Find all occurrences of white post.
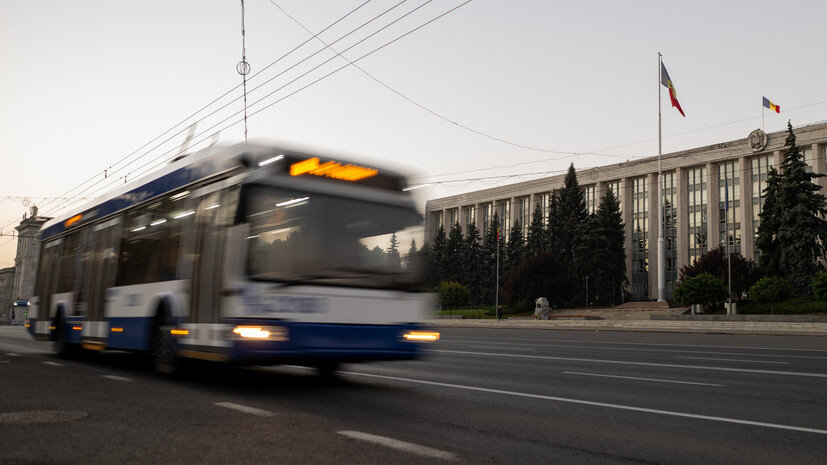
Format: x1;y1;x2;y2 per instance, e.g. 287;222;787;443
657;52;666;302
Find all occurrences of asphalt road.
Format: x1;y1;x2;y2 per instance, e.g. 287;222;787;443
1;325;826;464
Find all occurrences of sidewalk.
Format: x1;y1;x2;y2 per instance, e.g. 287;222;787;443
425;317;827;336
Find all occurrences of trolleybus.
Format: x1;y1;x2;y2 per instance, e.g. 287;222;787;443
27;143;437;375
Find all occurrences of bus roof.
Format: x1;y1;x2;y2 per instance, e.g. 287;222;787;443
38;143;409;241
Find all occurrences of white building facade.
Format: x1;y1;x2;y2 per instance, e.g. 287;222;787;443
424;122;827;301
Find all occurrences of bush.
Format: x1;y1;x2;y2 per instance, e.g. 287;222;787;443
811;272;827;301
502;252;569;314
748;276;791;314
673;272;728;306
436;281;470;309
737;297;827;315
749;276;791;303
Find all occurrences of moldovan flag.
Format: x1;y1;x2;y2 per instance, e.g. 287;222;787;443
763;97;781;113
660;62;685;117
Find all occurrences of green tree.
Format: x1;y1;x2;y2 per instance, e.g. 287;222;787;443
462;222;482;304
673;272;728;307
811;272;827;301
385;233;402;270
573;215;602;306
503;252;569;313
427;225;448;288
593;188;627;306
755;166;783;276
756;122;827;294
749;276;791;314
445;222;464;282
546;191;563;255
557;164;588;268
480;213;505;305
436;281;470;309
679;246;760;301
504;219;525;276
525;203;546;259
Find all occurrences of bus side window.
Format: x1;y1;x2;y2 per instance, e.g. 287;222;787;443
55;232;80;294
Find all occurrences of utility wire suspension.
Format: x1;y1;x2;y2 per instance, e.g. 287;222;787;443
237;0;251;142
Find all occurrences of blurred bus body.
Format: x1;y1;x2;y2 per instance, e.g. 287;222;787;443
27;144;436;375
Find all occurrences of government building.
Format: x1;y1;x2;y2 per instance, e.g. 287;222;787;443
424;121;827;301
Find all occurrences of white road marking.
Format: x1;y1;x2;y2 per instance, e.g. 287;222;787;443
343;371;827;435
338;430;458;461
446;335;827;353
101;375;133;382
676;356;790;365
214;402;276;417
6;353;20;357
443;339;827;360
428;349;827;378
562;371;724;386
469;346;534;351
42;361;63;366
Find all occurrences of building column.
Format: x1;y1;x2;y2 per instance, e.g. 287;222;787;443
740;156;754;259
647;173;660;300
675;167;688;272
813;143;826;191
621;177;633;299
707;162;720;249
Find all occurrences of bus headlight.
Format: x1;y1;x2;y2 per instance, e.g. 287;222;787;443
402;331;440;342
232;325;289;341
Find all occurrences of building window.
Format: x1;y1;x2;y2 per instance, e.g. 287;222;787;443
584;185;596;215
447;208;458;229
662;172;677;297
517;196;530;237
481;203;493;231
498;200;511;241
605;180;622;214
539;193;550;223
631;176;648;300
751;154;774;260
803;147;813;173
719;161;741;254
463;205;476;231
432;211;443;237
686;166;707;265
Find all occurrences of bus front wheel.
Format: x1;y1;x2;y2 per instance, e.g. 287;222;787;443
152;313;181;377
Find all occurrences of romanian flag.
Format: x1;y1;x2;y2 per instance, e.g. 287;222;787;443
660;62;685;117
763;96;780;113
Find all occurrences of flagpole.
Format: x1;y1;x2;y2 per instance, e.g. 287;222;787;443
495;226;500;317
657;52;666;302
762;104;765;132
725;173;732;313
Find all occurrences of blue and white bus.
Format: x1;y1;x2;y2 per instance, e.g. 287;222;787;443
27;143;437;375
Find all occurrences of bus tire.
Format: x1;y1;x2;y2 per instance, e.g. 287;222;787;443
152;310;181;377
53;311;78;359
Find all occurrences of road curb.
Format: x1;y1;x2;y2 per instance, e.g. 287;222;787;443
424;319;827;337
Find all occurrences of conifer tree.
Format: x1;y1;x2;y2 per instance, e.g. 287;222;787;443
428;225;448;288
526;203;546;258
479;213;502;305
546;191;562;254
505;220;525;276
462;223;482;304
445;222;465;282
594;189;627;305
757;122;827;294
405;238;418;269
573;215;602;306
557;164;588;267
756;167;782;276
385;232;402;270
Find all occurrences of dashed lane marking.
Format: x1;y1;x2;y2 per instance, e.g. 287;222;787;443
676;356;790;365
338;430;458;461
562;371;724;386
343;371;827;436
214;402;276;417
427;349;827;378
101;375;133;382
42;361;63;367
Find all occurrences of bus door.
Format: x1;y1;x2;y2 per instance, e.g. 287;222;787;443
190;192;223;323
80;218;121;323
33;239;61;325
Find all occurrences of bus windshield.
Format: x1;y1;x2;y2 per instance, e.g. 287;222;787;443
242;185;421;288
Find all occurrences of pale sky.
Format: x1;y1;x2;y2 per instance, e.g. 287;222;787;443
2;0;826;267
